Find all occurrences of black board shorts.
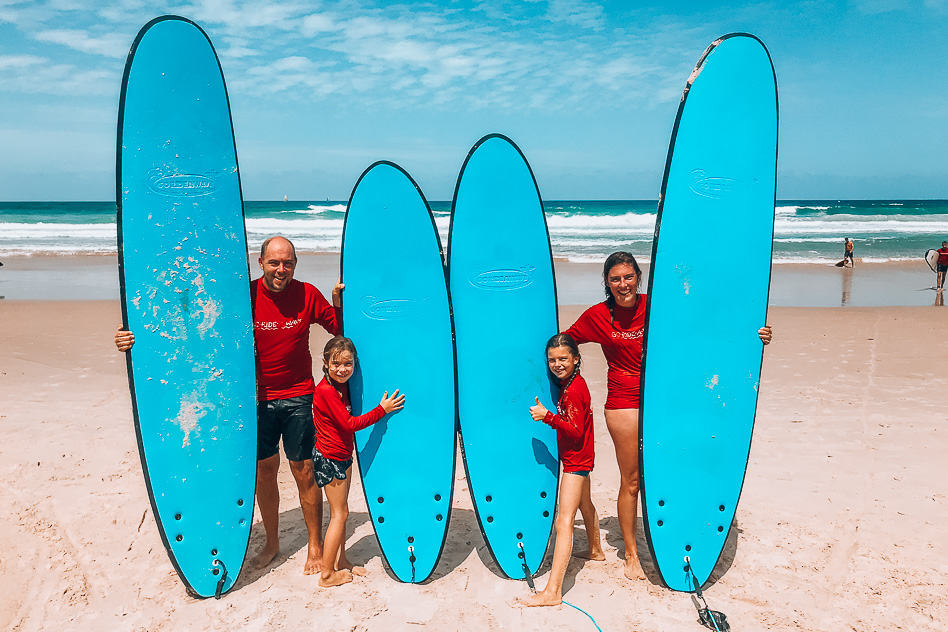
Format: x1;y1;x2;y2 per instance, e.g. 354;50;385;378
312;449;352;488
257;394;315;462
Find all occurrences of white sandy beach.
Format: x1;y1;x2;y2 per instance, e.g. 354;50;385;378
1;295;945;631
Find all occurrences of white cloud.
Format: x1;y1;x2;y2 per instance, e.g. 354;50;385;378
0;54;45;69
547;0;605;30
35;28;128;57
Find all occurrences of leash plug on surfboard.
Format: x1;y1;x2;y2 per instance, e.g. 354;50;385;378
684;556;730;632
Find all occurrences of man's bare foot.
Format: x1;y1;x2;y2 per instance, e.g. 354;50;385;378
574;548;606;561
319;569;353;588
623;557;646;580
517;591;562;607
303;547;322;575
249;544;279;569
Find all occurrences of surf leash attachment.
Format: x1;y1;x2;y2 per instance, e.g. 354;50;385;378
408;544;417;584
213;559;228;599
518;541;536;591
684;556;729;632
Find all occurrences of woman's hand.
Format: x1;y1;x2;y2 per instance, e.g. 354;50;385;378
115;325;135;352
529;397;549;421
758;325;773;345
379;389;405;414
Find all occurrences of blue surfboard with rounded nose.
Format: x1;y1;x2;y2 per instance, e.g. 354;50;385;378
640;34;777;592
117;16;256;598
449;134;559;579
342;162;456;583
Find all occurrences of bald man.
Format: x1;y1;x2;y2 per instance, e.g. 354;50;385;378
115;235;343;575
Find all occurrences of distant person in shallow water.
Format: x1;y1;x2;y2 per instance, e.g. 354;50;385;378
937;241;948;291
519;333;604;607
844;238;855;267
561;251;772;581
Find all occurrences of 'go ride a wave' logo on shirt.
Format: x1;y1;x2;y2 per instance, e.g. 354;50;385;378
470;266;535;291
361;296;423;320
688;168;736;199
147;171;216;197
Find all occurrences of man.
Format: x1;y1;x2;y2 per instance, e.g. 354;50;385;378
843;237;855;268
937;241;948;291
115;235;342;575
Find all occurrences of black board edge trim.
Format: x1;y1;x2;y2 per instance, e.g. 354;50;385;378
116;14;255;599
638;32;778;592
446;133;560;578
341;160;459;583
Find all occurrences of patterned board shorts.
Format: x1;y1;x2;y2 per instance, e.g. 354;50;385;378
312;448;353;488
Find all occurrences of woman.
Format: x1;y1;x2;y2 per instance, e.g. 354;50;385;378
563;251;772;580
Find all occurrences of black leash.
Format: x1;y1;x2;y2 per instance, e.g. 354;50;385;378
213;559;228;599
684;556;729;632
518;541;536;590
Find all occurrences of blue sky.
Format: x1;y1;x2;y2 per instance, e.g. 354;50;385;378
1;0;946;200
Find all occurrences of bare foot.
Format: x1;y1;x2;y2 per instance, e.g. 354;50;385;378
623;558;646;580
517;591;562;607
337;556;366;576
303;546;322;575
249;544;279;569
573;548;606;561
319;569;353;588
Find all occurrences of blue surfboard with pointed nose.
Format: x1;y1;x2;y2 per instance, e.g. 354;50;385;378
117;15;256;598
640;33;777;592
449;134;559;580
342;162;456;582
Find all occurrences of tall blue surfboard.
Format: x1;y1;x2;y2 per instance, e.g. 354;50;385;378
341;162;456;583
640;34;777;592
117;16;256;598
449;134;559;580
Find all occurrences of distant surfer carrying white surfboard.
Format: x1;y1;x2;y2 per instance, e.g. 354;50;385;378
115;235;344;575
936;241;948;291
562;251;772;581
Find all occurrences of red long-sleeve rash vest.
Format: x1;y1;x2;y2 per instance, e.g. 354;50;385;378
313;377;386;461
251;278;341;401
563;294;647;410
542;373;595;473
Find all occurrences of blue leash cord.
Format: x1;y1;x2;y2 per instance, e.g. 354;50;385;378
561;600;604;632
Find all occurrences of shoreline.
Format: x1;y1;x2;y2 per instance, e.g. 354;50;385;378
0;253;941;307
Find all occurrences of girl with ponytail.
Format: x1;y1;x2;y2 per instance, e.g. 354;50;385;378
519;333;604;607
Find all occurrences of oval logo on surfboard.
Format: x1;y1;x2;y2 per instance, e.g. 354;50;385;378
360;296;423;320
688;168;736;199
148;172;216;197
470;266;535;291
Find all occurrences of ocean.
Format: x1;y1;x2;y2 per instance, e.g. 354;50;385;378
1;199;946;263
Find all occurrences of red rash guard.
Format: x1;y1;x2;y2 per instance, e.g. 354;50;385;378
564;294;647;409
542;373;594;473
251;278;341;401
312;377;385;461
938;247;948;265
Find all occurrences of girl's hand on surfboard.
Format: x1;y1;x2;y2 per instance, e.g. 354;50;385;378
529;397;549;421
379;389;405;413
115;325;135;352
758;326;772;345
332;280;345;308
